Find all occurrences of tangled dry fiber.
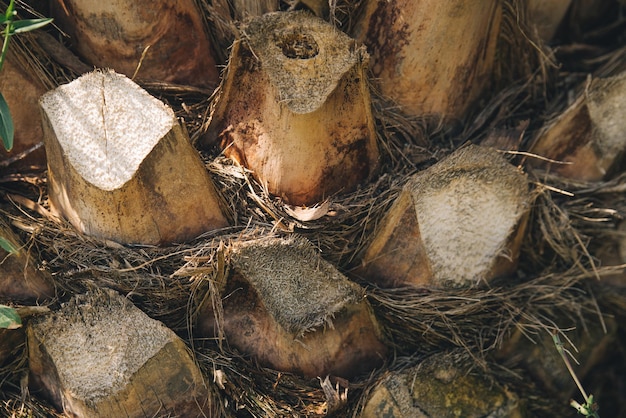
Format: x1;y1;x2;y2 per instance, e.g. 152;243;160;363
1;0;626;417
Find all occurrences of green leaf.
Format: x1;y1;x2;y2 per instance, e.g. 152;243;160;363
4;0;14;21
0;236;17;253
10;18;53;34
0;92;13;150
0;304;21;329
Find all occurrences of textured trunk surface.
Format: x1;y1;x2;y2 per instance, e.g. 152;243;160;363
28;289;214;418
529;70;626;181
49;0;220;88
352;0;502;122
206;11;379;206
0;1;624;417
362;353;523;418
197;236;387;378
359;145;530;288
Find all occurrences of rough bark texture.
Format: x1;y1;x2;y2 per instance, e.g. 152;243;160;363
197;236;387;378
28;288;215;418
529;71;626;181
49;0;220;88
359;145;530;288
352;0;502;122
40;70;228;245
205;11;379;206
362;353;523;418
0;51;47;171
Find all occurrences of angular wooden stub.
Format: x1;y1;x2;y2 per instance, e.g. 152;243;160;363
50;0;219;88
0;218;54;303
529;71;626;181
352;0;502;121
361;354;523;418
198;236;387;378
0;52;47;171
40;70;228;245
28;288;214;418
359;145;530;288
206;11;379;206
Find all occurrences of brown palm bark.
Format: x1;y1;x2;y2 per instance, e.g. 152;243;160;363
361;353;523;418
0;1;623;417
529;71;626;181
352;0;502;122
528;0;572;41
0;217;54;303
205;11;379;206
49;0;220;88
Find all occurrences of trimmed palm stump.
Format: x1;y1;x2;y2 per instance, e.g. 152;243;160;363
361;353;523;418
351;0;502;122
49;0;219;88
28;288;215;418
359;145;530;288
529;70;626;181
40;70;228;245
197;236;387;378
205;11;379;206
0;217;55;303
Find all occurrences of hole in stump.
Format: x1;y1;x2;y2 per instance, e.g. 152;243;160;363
277;32;319;59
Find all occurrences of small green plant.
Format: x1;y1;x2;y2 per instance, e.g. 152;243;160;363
552;331;600;417
0;0;52;151
0;1;52;330
0;303;21;329
0;233;15;252
0;234;19;329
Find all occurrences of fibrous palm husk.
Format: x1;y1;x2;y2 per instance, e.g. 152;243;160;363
1;1;625;417
3;154;621;416
358;351;524;418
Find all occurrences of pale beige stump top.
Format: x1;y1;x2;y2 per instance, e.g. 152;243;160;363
27;288;214;417
360;145;530;288
41;70;228;245
197;236;387;378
